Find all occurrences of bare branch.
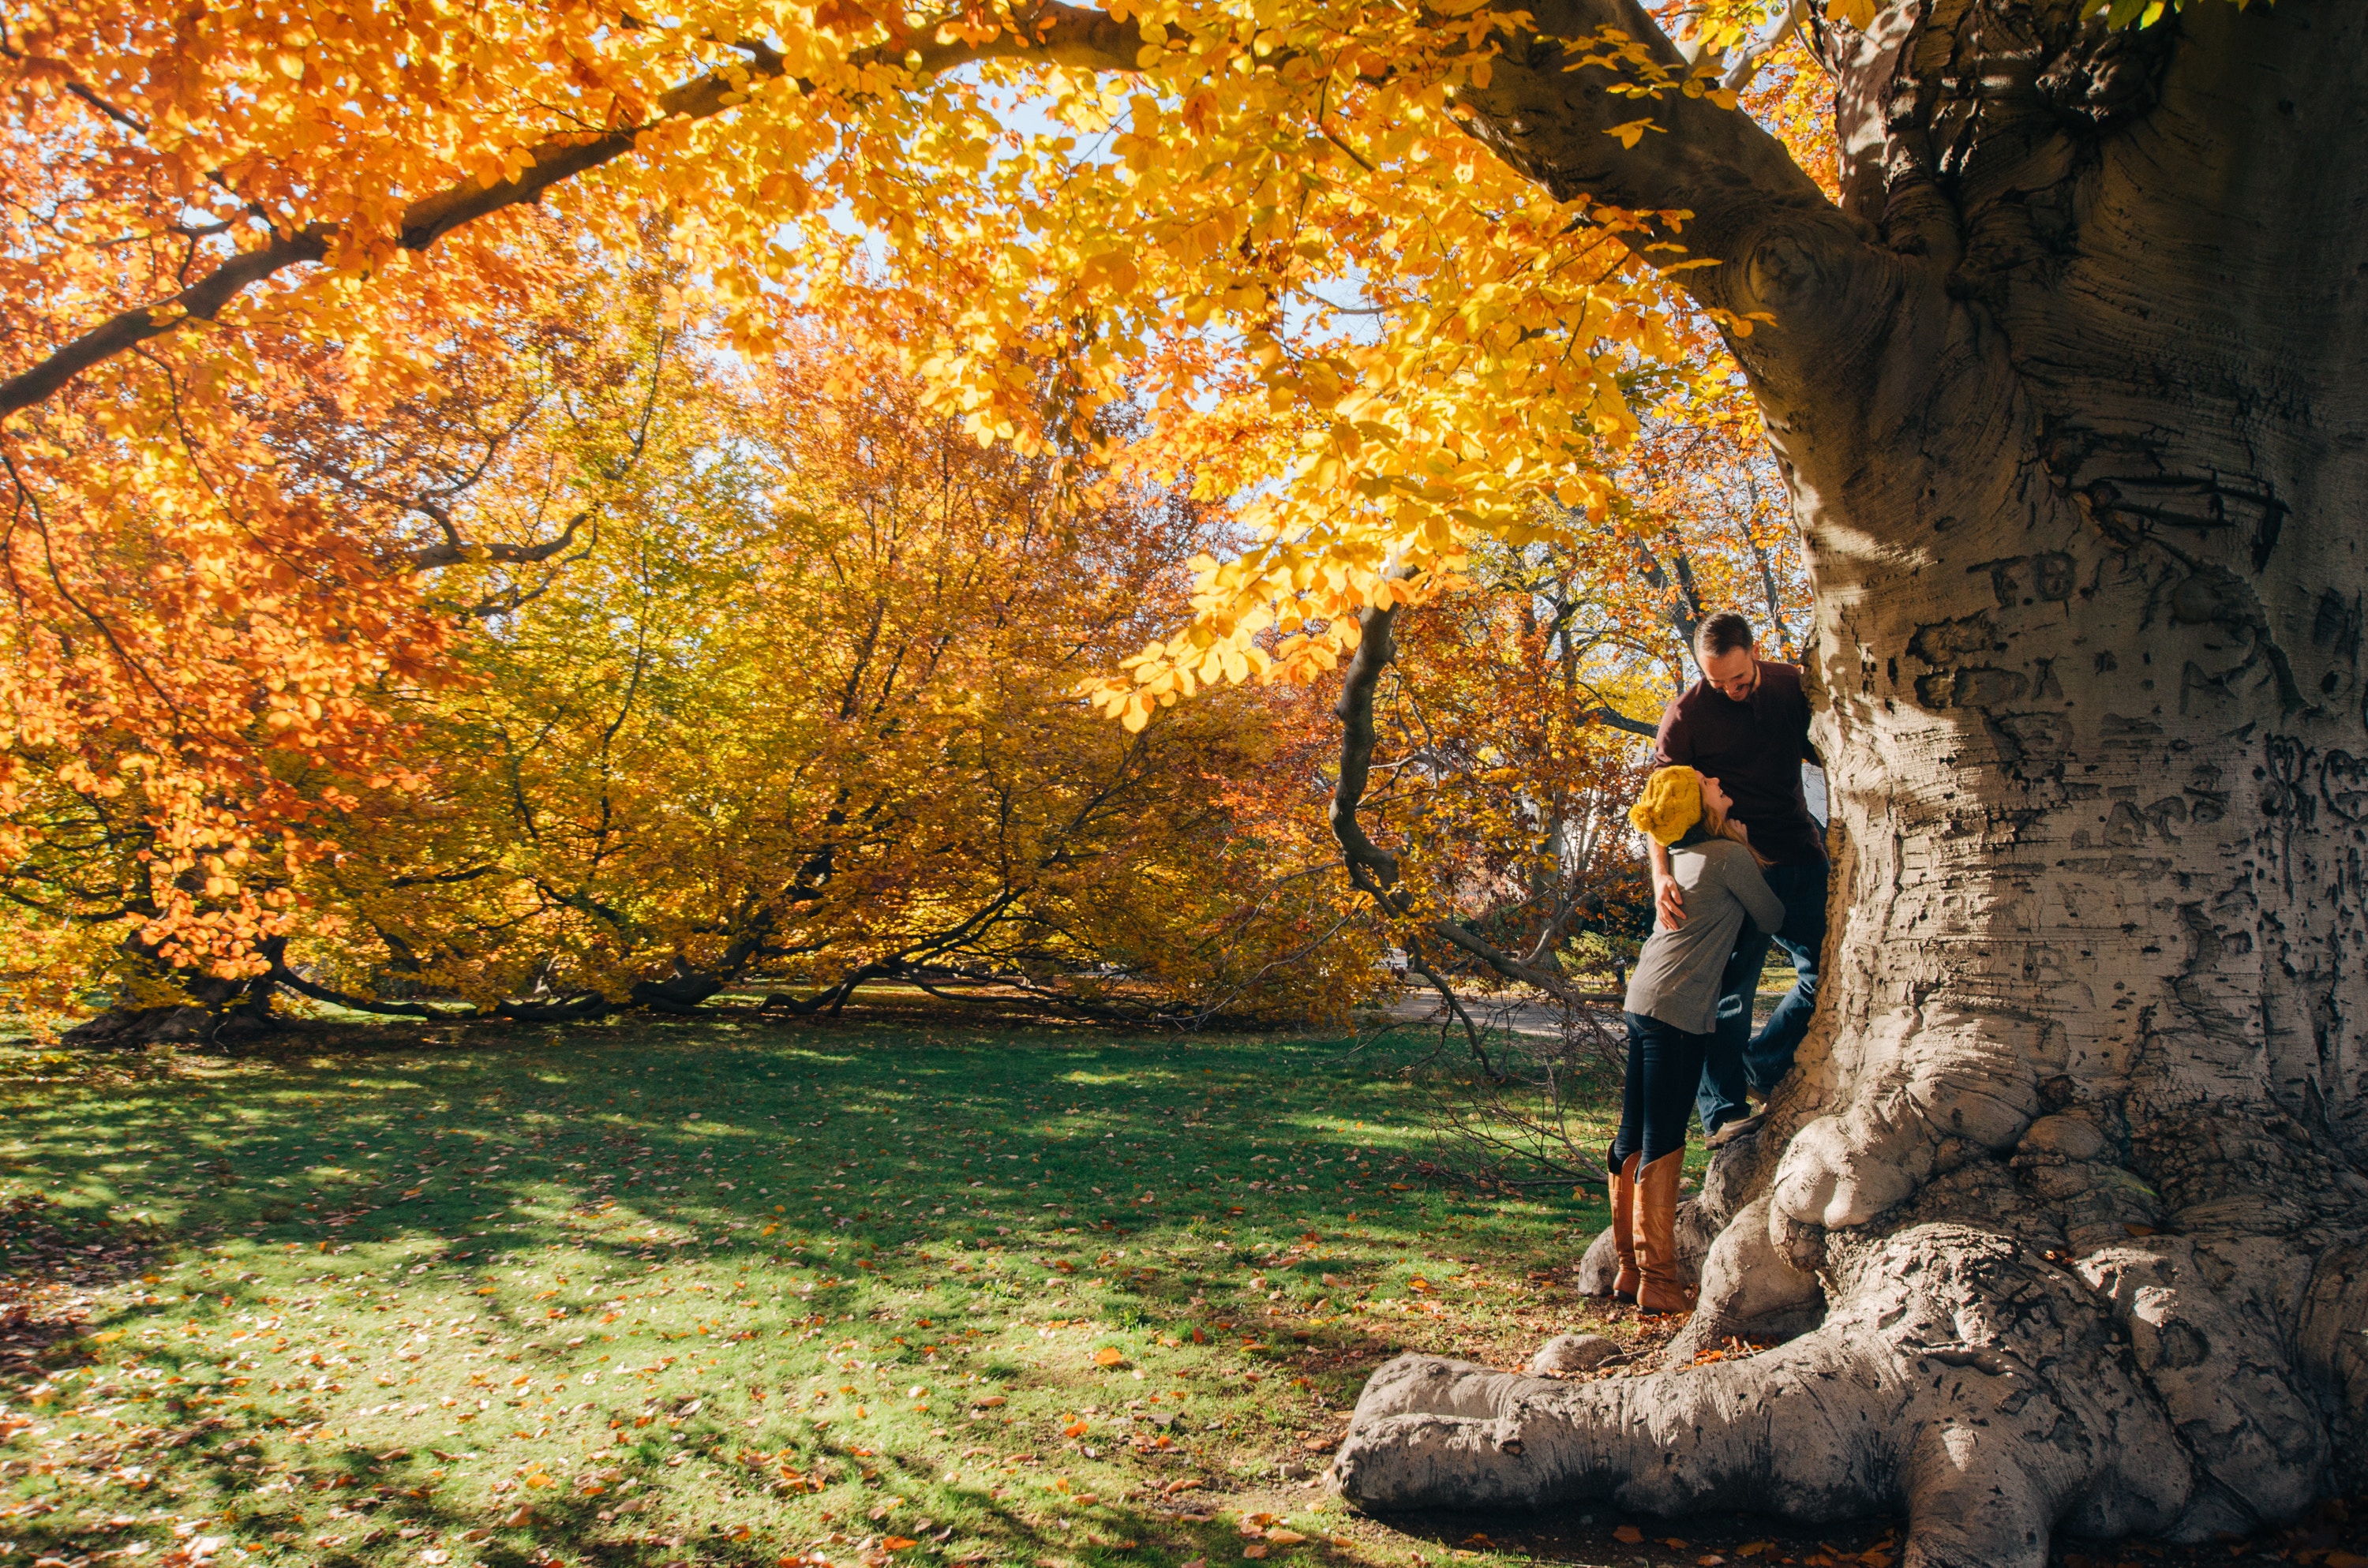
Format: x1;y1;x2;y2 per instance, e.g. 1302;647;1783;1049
1718;0;1810;95
408;509;592;571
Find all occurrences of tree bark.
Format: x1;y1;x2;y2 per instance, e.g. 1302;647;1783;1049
1332;2;2368;1559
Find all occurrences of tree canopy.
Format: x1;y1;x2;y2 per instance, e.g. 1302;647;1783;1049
2;0;1830;1014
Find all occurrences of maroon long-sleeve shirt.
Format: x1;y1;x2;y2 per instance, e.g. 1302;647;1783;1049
1650;660;1827;869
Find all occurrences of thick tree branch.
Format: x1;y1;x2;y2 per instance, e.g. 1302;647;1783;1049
1591;705;1658;738
265;962;452;1020
407;508;593;571
1717;0;1812;94
1456;0;1890;391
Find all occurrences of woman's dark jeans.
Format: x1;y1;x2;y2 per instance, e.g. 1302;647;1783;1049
1613;1011;1714;1172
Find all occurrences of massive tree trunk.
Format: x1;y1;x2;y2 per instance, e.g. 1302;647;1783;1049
1331;2;2368;1559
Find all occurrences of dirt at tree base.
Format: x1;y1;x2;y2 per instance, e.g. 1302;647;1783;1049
1368;1492;2365;1568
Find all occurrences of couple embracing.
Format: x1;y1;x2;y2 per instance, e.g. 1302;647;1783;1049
1606;612;1828;1315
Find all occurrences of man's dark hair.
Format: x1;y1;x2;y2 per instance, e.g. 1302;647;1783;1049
1697;612;1755;660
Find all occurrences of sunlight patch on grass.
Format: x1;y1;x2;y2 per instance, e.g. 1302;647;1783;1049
0;1024;1627;1568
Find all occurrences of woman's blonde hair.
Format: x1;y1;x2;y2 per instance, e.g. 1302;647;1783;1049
1699;791;1772;866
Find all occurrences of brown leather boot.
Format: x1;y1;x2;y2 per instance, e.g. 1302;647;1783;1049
1608;1152;1640;1303
1634;1151;1695;1315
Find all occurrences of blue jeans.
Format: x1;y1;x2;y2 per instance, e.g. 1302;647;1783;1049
1695;859;1828;1136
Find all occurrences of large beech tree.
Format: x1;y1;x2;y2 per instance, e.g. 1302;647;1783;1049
1327;4;2368;1562
6;0;2365;1559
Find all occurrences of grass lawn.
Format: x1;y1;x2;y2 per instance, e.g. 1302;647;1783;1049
0;1016;1680;1568
3;1014;2327;1568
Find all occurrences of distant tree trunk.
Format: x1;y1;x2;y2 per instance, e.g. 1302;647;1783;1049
1332;2;2368;1560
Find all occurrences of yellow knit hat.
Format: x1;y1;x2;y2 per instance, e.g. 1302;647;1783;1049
1628;765;1704;847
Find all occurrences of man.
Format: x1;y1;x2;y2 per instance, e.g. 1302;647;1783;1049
1649;612;1828;1142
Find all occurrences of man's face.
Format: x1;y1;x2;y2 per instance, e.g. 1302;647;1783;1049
1702;643;1759;701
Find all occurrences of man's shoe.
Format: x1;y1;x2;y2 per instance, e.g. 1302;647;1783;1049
1705;1111;1767;1150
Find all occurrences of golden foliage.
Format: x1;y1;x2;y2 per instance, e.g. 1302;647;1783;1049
1;0;1837;1007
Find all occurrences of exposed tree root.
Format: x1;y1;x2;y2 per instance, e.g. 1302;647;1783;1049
1343;1083;2368;1555
1336;1224;2257;1566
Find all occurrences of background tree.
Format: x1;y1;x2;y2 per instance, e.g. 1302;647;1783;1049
1319;7;2368;1564
309;304;1376;1026
2;245;1376;1031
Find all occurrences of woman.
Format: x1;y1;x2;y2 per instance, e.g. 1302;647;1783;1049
1610;765;1784;1314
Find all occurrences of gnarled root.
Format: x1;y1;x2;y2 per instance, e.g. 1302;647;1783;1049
1333;1224;2192;1567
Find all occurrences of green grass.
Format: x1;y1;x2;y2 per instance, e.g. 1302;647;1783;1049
0;1019;1662;1568
3;1016;2317;1568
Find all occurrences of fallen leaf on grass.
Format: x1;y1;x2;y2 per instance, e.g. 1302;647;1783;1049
1265;1531;1307;1546
1092;1347;1126;1368
1242;1548;1268;1560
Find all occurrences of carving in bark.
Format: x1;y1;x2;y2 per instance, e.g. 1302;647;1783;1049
1328;2;2368;1559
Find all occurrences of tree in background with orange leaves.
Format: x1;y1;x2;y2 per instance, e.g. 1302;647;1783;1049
0;0;1801;1034
8;234;1379;1037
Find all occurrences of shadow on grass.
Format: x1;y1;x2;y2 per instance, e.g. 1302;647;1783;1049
4;1016;1555;1568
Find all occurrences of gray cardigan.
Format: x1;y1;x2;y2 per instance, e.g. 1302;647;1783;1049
1623;837;1785;1035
